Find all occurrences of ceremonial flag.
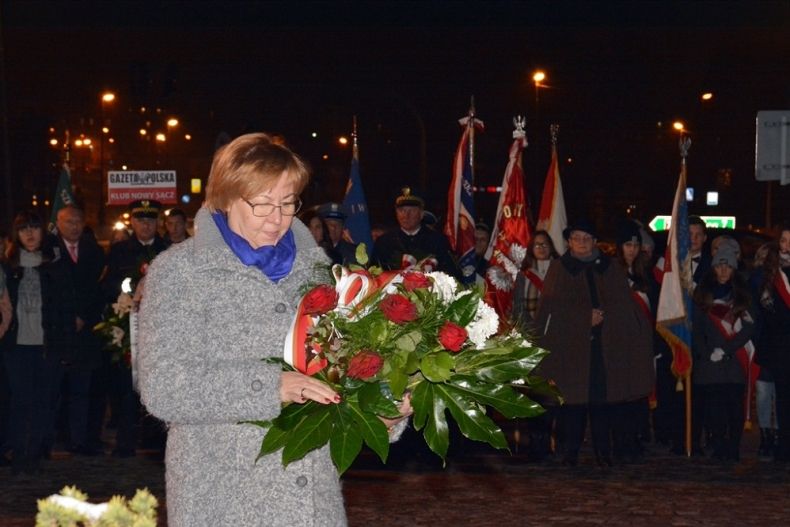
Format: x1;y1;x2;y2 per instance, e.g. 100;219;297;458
536;126;567;255
484;123;532;317
444;112;483;284
342;135;373;258
656;138;694;454
49;163;76;233
656;156;692;381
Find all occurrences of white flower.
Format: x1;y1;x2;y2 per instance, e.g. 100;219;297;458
466;300;499;348
112;293;134;316
426;272;458;305
507;329;533;348
110;326;125;347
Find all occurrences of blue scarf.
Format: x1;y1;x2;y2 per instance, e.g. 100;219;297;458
212;212;296;283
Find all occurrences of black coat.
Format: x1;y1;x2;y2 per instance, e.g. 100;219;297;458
102;235;168;302
0;254;77;361
372;227;460;278
754;267;790;377
50;233;106;371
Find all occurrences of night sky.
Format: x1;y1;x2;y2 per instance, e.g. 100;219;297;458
2;0;790;236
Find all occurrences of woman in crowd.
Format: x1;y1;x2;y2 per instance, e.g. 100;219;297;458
138;133;409;526
753;226;790;462
535;219;653;467
692;241;754;462
300;206;335;260
513;230;558;325
512;230;558;462
613;220;656;462
750;243;778;459
0;211;75;475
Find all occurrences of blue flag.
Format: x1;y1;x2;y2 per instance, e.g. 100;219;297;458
49;164;76;233
341;144;373;259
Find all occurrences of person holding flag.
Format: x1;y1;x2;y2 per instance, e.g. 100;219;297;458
444;103;483;284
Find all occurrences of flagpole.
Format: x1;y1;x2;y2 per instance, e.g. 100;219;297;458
352;115;358;157
468;96;476;184
679;134;693;457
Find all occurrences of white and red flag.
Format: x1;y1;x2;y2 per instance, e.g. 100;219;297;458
536;125;567;255
444;107;484;284
484;118;532;318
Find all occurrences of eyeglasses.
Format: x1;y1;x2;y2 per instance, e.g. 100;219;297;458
243;198;302;218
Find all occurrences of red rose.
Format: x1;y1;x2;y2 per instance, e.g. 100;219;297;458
438;321;468;352
402;271;432;291
380;294;417;324
346;350;384;379
302;284;339;315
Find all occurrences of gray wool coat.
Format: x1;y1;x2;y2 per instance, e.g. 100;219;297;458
137;208;346;527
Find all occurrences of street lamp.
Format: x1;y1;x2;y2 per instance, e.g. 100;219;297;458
672;121;685;132
100;91;115;229
532;70;546;109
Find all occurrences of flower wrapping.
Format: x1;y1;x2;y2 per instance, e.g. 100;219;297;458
261;260;556;474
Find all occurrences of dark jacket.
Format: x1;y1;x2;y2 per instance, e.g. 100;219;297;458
49;233;106;371
534;251;654;405
373;227;460;279
102;235;168;302
692;301;755;385
0;254;77;361
754;267;790;376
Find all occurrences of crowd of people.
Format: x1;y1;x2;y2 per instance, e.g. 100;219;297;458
0;134;789;523
0;201;190;475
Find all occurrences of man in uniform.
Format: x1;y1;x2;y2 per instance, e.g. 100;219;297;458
373;187;460;278
102;199;168;457
317;202;358;265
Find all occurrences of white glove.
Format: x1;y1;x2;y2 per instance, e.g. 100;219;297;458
710;348;725;362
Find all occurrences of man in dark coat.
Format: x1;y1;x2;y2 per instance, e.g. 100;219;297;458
373;187;460;278
317;202;358;266
52;205;106;455
101;199;168;457
534;219;653;466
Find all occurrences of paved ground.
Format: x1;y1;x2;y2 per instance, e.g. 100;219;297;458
2;425;789;526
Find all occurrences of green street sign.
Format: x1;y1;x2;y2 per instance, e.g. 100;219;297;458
648;215;736;232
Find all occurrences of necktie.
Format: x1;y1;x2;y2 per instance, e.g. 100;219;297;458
67;243;78;263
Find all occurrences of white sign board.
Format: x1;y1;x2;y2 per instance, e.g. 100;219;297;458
107;170;177;205
755;111;790;185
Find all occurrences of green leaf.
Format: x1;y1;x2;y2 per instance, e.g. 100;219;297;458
412;382;450;460
281;404;333;465
346;400;390;463
355;243;369;266
446;291;479;326
457;346;549;383
369;318;389;345
448;375;544;419
386;369;408;399
395;331;422;352
258;424;290;459
329;404;364;475
273;400;321;429
420;351;454;382
358;382;401;418
434;383;509;451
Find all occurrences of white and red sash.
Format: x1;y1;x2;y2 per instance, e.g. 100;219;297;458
631;290;654;325
774;268;790;309
522;269;544;292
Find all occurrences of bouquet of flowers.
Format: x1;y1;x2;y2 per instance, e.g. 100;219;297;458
93;288;134;366
253;251;556;474
94;250;157;366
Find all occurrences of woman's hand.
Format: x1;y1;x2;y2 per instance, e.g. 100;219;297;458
591;308;604;327
380;392;413;430
280;371;341;405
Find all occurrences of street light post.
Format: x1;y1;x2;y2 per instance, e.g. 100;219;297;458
99;92;115;231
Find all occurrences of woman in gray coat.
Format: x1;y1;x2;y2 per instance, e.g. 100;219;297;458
138;133;348;526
